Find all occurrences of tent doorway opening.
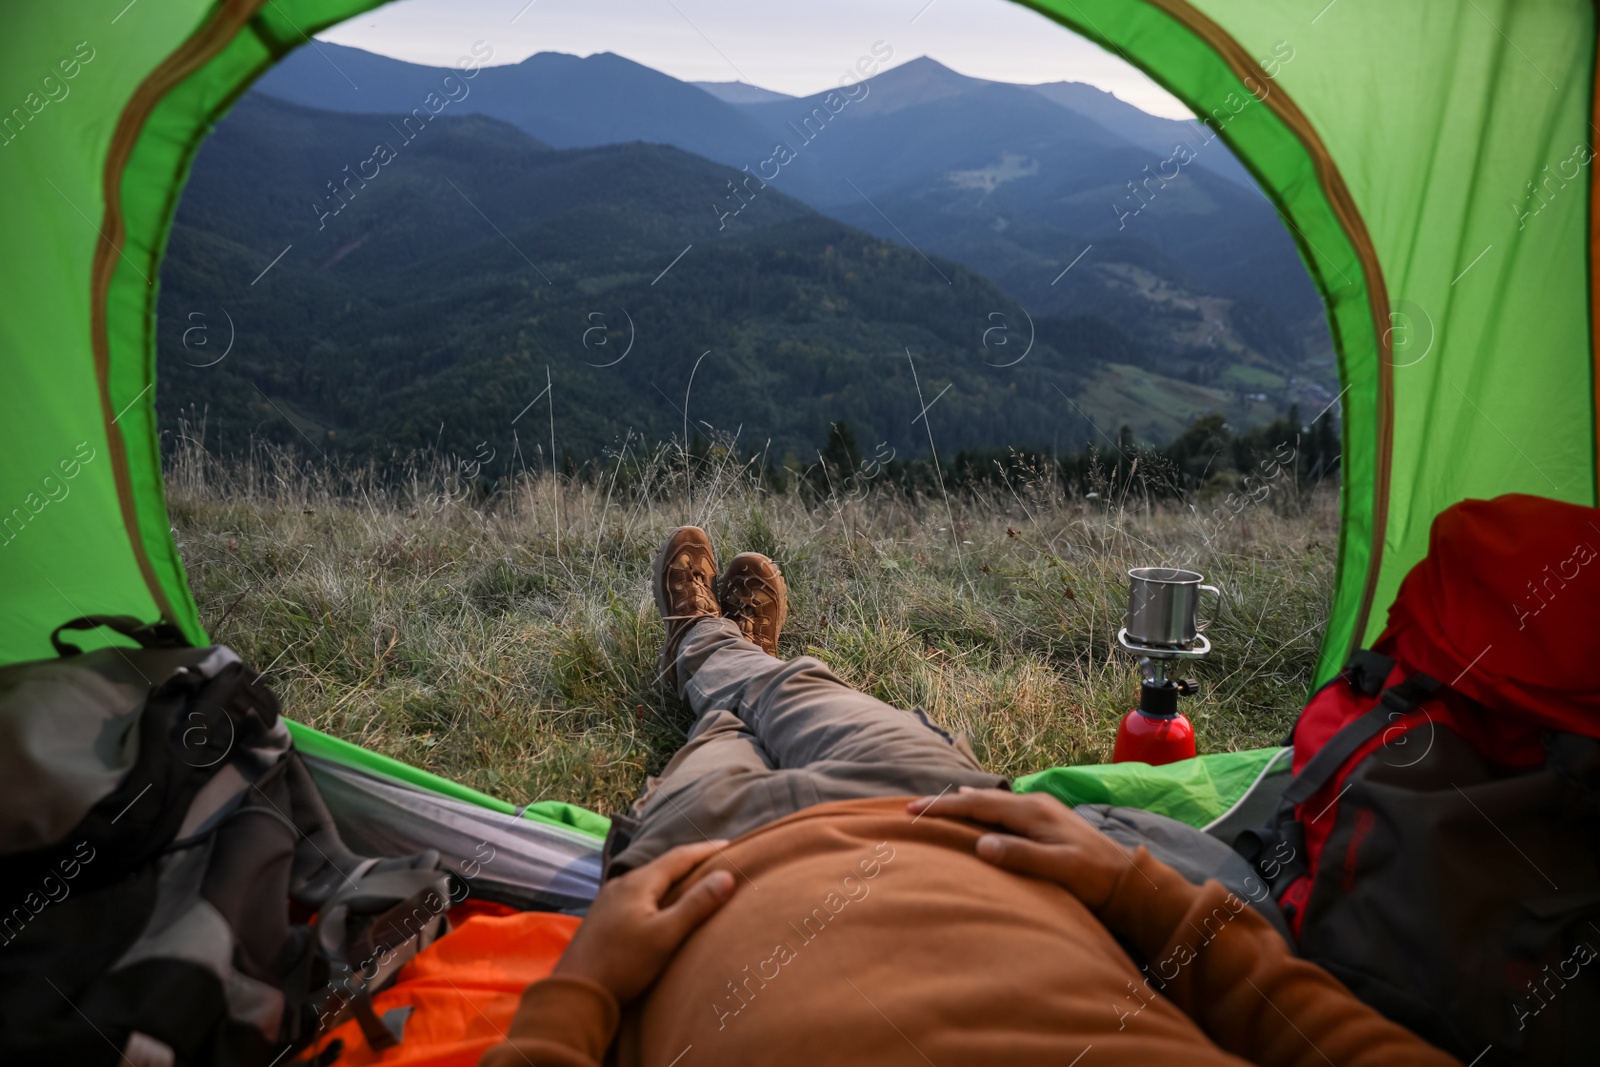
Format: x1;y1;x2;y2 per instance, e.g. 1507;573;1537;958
2;0;1592;828
148;0;1348;813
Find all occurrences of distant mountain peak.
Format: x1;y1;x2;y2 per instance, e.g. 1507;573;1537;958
801;54;981;118
513;49;581;66
882;55;972;80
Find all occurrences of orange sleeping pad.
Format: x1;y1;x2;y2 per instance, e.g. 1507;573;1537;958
298;905;581;1066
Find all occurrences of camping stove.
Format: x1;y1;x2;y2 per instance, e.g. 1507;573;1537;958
1112;568;1219;766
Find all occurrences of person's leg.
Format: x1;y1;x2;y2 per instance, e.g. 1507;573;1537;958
611;619;1004;876
677;616;1007;796
605;706;822;876
603;708;787;876
611;533;1004;875
609;529;796;876
624;708;773;821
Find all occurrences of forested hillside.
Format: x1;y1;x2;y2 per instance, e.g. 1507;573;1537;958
245;43;1339;421
159;94;1287;468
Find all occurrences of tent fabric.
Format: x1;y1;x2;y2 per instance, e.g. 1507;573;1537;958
1;1;1595;821
290;720;612;839
1014;745;1290;828
303;752;604;911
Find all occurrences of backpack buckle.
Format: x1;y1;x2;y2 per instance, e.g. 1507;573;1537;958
1344;650;1395;697
1234;817;1308;898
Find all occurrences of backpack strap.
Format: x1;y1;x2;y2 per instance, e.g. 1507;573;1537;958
310;865;453;1049
1279;671;1441;809
1237;662;1441;896
51;615;190;657
1278;649;1396;754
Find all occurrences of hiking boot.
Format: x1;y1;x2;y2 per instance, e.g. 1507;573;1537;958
653;526;720;689
718;552;788;658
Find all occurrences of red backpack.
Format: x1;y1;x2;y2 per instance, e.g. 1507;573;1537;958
1235;494;1600;1066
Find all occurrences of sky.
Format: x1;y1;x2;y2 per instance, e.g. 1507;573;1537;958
316;0;1194;118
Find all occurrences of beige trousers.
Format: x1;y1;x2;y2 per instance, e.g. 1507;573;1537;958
604;617;1005;876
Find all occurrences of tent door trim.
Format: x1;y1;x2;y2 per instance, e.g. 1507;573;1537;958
1136;0;1395;667
92;0;279;627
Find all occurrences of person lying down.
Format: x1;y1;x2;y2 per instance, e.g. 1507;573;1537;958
479;527;1459;1067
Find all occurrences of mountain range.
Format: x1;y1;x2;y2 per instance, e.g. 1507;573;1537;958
154;44;1337;469
254;44;1329;349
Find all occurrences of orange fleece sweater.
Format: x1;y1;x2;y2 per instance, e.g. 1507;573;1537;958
480;797;1459;1067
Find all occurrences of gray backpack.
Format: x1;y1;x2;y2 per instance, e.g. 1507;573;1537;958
0;616;451;1066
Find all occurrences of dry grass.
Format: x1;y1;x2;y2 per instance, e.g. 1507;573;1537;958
165;435;1337;817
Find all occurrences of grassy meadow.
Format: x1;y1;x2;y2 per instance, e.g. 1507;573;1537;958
165;435;1337;817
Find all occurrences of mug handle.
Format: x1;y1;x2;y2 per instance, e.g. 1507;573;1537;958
1196;585;1222;632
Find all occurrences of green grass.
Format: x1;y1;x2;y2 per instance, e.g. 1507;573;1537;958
165;437;1336;817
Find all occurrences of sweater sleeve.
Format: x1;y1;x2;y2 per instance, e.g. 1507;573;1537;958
1095;848;1461;1067
477;975;621;1067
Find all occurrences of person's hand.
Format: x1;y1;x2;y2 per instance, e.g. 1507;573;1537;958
553;839;737;1003
906;787;1134;909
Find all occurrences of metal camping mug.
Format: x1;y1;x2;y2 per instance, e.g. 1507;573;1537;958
1125;567;1220;649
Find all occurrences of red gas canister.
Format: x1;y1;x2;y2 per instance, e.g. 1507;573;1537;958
1111;676;1199;765
1112;704;1196;765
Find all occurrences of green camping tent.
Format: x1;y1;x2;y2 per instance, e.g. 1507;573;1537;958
1;0;1595;828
